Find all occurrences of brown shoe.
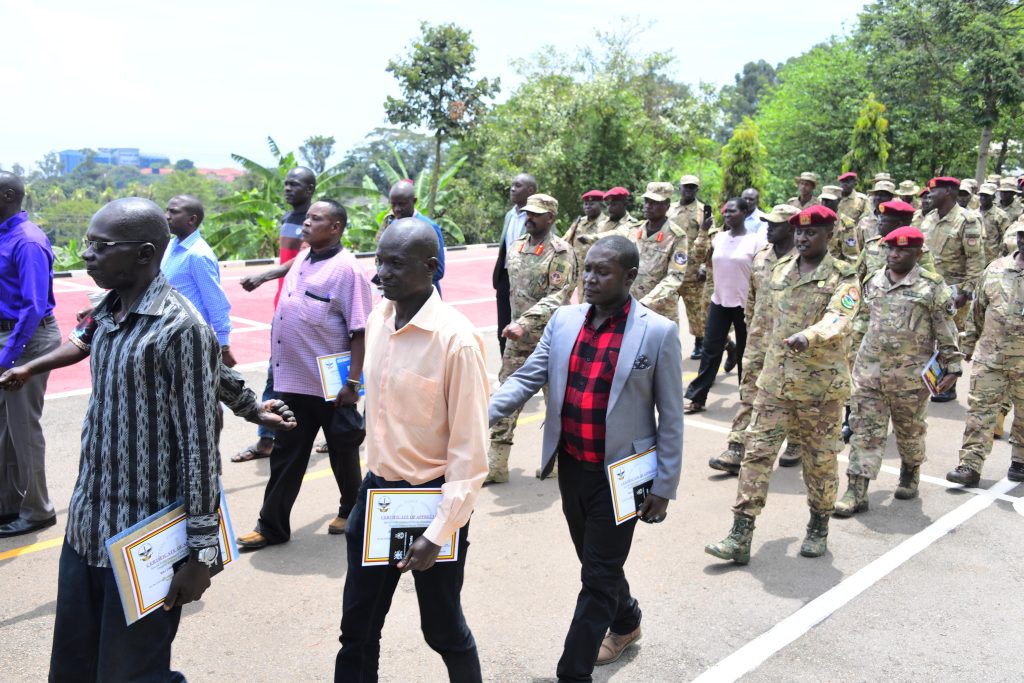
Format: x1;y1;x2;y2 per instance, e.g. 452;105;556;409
237;530;268;550
595;626;641;666
328;516;348;535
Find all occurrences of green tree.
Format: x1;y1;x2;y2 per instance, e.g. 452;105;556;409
174;159;195;171
149;170;225;208
336;128;445;193
384;22;499;217
719;60;778;141
719;117;768;205
299;135;336;174
842;93;891;178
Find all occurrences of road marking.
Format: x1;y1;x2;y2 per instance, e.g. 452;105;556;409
0;536;63;562
691;477;1018;683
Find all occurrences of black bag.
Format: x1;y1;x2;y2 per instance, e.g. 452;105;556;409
328;404;366;448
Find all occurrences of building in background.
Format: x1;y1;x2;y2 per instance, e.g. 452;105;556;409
59;148;170;174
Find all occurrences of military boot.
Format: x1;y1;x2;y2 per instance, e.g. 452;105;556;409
894;463;921;500
799;512;830;558
994;412;1006;439
484;443;511;485
1007;461;1024;483
690;337;704;361
945;463;980;487
704;514;756;565
833;475;869;517
778;442;801;468
709;442;743;475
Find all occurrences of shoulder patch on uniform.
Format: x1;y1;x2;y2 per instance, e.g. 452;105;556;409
845;236;857;246
840;286;860;310
550;270;563;285
919;269;944;284
674;251;688;266
667;221;686;238
833;259;856;276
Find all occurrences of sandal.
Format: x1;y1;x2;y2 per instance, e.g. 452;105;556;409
231;445;271;463
684;401;705;415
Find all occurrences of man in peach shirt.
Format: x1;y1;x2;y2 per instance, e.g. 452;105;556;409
334;218;488;683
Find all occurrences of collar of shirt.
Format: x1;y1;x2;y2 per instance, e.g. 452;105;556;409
881;265;923;290
93;273;173;326
584;298;631;329
307;243;342;264
0;211;28;233
380;287;443;334
170;230;204;253
788;253;837;286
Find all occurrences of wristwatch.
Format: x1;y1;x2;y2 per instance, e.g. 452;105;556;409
193;546;219;568
345;378;362;391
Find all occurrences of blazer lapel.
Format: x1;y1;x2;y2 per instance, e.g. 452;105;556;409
607;299;647;415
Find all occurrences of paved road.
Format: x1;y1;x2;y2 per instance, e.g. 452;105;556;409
2;245;1022;682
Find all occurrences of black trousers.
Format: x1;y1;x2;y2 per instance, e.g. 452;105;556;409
256;393;362;543
685;302;747;406
335;473;481;683
556;453;641;683
496;269;511;357
50;540;185;683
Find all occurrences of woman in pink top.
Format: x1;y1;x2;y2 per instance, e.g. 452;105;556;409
684;197;767;413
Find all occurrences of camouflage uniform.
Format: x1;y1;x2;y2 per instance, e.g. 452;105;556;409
920;203;986;329
563;212;607;300
956;254;1024;473
847;266;961;480
490;231;577;448
699;224;718;315
829;213;862;262
852;239;937;352
786;196;819;210
979;205;1010;264
597;212;638;236
856;212;880;246
910;209;926;228
668;200;708;337
1003;220;1024;257
837;191;868;225
628;220;688;322
1002;197;1023;224
726;243;798;447
733;254;860;517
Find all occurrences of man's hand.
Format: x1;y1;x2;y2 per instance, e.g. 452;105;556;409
335;384;359;407
784;333;810;353
936;373;959;394
255;399;297;431
954;291;969;309
397;536;442;573
0;366;30;391
638;494;669;524
696;265;708;282
163;557;211;610
221;346;238;368
240;274;265;292
76;306;95;323
501;323;526;341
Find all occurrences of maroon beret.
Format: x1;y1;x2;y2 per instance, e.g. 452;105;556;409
837;172;858;181
603;186;631;199
878;200;917;220
788;204;838;227
928;176;960;190
581;190;604;200
882;226;925;248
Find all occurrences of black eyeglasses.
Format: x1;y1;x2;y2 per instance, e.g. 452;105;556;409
81;239;152;254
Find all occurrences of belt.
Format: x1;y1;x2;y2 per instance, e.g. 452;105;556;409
0;315;56;332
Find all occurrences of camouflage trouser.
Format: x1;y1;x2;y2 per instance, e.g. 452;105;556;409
953;303;970;332
727;342;763;446
645;295;680;323
490;339;543;446
958;361;1024;472
847;382;930;479
679;279;706;338
733;393;843;517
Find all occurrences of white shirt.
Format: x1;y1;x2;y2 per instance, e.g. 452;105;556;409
710;230;768;308
503;207;528;266
744;209;767;235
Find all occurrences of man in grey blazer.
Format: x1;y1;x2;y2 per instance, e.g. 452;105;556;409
492;173;536;356
489;235;683;682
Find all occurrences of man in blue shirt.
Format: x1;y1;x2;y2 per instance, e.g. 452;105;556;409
0;172;62;538
162;195;235;367
375;180;446;293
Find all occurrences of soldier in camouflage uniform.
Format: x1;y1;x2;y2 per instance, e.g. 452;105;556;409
947;226;1024;487
837;172;868;225
897;180;922;210
787;172;820;210
1002;219;1023;257
709;204;801;475
486;193;577;484
563;189;608;301
820;185;861;262
668;175;711;359
597;186;638;235
856;179;896;245
978;183;1011;263
919;177;986;363
997;178;1023;224
706;205;860;564
835;227;961;516
911;186;933;228
627;182;688;322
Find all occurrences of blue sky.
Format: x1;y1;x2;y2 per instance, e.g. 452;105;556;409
2;0;866;171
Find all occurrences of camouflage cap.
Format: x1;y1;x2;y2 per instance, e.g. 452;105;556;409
897;180;921;195
794;171;819;186
873;172;893;182
760;204;801;223
978;183;998;196
985;174;1001;184
678;174;701;188
958;180;974;193
819;185;842;201
997;178;1021;194
868;179;897;195
642;181;674;202
522;193;559;215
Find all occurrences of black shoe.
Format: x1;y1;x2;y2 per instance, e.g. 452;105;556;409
945;464;980;487
1008;462;1024;483
930;388;957;403
690;338;704;361
0;512;18;526
0;515;57;538
842;423;853;444
723;339;737;373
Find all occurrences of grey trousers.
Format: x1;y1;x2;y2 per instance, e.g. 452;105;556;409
0;318;61;522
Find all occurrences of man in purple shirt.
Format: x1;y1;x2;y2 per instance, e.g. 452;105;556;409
0;172;62;538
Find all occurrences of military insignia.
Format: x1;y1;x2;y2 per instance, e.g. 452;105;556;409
840;286;860;310
799;213;811;226
673;252;687;265
551;270;563;284
944;299;956;317
966;237;978;247
846;237;857;246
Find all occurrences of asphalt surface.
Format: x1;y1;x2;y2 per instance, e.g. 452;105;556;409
2;249;1022;682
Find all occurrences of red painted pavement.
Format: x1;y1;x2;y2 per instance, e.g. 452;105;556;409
45;245;501;395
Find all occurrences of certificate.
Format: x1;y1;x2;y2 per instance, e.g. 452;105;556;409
607;447;658;525
361;488;459;567
317;352;365;401
105;486;238;625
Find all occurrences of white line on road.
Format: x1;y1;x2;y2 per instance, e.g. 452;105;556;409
691;476;1019;683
